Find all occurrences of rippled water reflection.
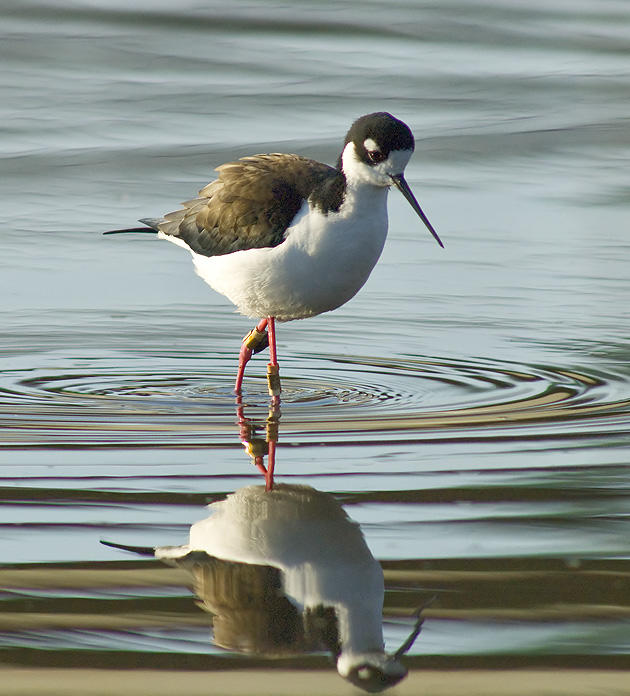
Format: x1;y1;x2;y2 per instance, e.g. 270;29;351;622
2;349;630;444
2;0;630;691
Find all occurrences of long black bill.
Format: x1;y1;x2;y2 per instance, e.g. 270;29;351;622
393;596;437;660
391;175;444;249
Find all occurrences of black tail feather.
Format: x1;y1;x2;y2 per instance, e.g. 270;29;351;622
104;217;162;235
100;539;156;556
103;227;157;235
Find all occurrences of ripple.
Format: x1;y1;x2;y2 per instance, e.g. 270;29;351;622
1;352;629;447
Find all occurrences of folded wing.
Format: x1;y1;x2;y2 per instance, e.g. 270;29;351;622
157;154;341;257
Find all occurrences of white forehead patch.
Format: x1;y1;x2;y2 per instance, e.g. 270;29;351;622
363;137;379;152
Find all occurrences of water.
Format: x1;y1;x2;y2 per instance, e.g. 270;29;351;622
2;0;630;692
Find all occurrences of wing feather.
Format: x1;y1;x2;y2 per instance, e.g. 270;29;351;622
158;154;340;257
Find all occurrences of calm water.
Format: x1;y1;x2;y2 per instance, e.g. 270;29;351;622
2;0;630;690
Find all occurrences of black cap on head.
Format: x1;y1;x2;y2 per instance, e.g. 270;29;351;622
344;112;415;166
344;661;408;693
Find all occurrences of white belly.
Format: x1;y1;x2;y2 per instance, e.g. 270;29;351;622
190;189;389;321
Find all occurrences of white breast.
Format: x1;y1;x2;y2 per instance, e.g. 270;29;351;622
190;184;390;321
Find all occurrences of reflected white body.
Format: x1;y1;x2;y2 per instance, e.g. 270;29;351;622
157;484;389;670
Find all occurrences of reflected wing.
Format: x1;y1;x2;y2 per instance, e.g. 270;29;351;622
157;154;341;257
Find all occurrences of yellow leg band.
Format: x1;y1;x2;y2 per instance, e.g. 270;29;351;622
266;412;279;443
267;364;281;397
243;328;268;352
244;438;268;459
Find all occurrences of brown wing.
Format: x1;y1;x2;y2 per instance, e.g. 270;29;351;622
157;154;340;257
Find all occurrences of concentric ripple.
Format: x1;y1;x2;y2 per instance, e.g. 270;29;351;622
1;351;629;447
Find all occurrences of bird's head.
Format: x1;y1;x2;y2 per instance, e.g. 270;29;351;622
339;112;443;248
337;652;408;693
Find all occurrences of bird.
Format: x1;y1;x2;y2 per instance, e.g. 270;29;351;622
105;112;444;400
102;483;432;692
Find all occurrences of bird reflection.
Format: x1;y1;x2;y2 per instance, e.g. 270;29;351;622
103;399;428;692
236;394;279;491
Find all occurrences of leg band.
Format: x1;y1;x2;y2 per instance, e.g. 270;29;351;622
266;363;281;397
243;328;269;354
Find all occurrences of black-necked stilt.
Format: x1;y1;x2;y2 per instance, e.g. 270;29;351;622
102;483;431;692
106;112;444;399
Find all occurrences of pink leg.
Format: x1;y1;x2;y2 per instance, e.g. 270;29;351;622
254;455;269;480
266;316;281;405
235;387;280;492
264;398;280;491
235;317;268;394
267;317;278;366
265;440;276;491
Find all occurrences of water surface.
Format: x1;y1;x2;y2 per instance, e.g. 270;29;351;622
1;0;630;692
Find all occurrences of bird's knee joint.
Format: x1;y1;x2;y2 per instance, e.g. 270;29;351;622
242;328;269;355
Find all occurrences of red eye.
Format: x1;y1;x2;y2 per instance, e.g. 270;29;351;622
367;150;386;164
